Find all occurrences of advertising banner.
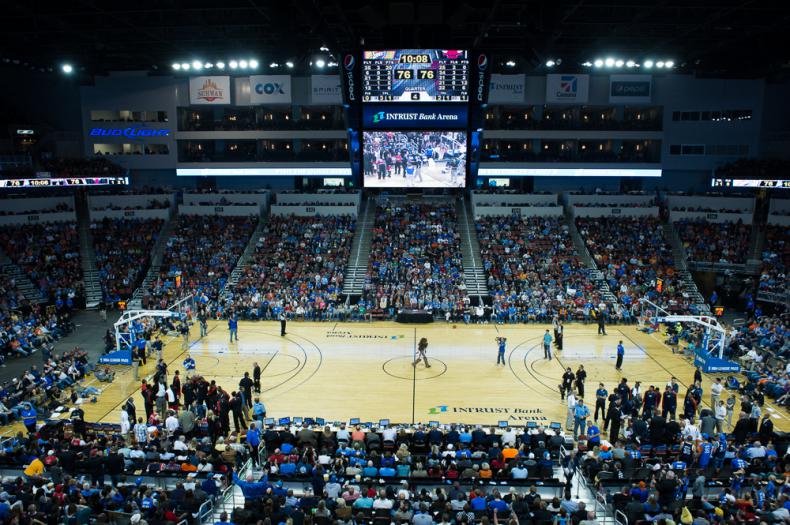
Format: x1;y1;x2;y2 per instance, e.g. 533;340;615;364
489;74;525;103
189;76;231;105
311;75;342;104
545;74;589;104
362;104;468;129
609;74;652;103
249;75;292;104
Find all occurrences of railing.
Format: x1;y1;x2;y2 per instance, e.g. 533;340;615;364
687;260;747;273
757;290;790;306
615;509;628;525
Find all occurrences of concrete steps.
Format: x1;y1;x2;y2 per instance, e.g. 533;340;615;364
457;197;488;302
566;212;618;304
0;260;46;305
662;223;709;313
342;196;375;297
222;217;267;301
77;214;103;308
127;215;178;310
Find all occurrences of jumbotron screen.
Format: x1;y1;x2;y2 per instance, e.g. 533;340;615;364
363;131;466;188
362;50;469;103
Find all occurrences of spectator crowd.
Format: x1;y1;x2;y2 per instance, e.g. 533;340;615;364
477;215;601;322
92;218;164;303
363;203;467;318
143;215;257;311
230;215;355;320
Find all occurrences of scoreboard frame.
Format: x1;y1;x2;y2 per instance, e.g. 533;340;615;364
362;49;470;104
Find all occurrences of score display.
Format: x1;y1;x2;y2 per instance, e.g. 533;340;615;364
362;50;469;103
711;178;790;189
0;176;129;189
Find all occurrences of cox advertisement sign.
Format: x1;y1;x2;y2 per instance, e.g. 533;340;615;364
363;104;468;129
250;75;291;104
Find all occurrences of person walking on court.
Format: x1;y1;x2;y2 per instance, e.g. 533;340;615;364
496;337;507;366
556;322;564;351
228;313;239;342
615;340;625;371
183;354;196;378
279;311;287;336
252;362;261;393
180;321;190;350
413;337;430;368
198;309;208;338
543;330;553;360
597;310;607;335
239;372;254;409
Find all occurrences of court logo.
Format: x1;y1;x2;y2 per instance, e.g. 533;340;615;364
428;405;448;415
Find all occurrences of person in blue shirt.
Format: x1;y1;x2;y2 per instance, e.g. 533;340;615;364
573;399;590;437
587;424;601;447
496;337;507;366
228;314;238;342
183;355;196;378
21;404;36;434
543;330;553;360
246;423;262;467
615;341;625;371
488;491;509;513
698;438;713;468
594;383;608;422
232;471;270;500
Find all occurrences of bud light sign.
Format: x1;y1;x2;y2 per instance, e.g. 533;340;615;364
89;127;171;139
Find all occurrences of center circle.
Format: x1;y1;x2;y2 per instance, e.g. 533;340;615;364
382;356;448;381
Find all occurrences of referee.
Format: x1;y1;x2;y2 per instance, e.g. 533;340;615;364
279;311;287;336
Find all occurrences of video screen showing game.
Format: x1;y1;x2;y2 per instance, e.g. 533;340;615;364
363;49;469;103
363;131;466;188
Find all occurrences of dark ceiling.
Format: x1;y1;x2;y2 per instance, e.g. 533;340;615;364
2;0;789;78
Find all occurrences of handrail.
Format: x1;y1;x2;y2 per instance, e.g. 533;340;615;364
615;509;628;525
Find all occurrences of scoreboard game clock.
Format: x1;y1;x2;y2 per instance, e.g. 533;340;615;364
363;49;469;103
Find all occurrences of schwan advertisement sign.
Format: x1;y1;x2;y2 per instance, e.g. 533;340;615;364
363;104;468;129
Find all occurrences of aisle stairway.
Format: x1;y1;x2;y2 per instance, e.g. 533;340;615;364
457;196;488;303
661;223;709;313
565;211;618;305
222;217;268;301
127;215;178;310
0;250;46;305
342;196;375;299
76;198;102;308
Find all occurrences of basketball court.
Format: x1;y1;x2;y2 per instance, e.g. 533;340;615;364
45;320;790;433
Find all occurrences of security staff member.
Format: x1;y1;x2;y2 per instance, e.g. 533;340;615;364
594;383;608;422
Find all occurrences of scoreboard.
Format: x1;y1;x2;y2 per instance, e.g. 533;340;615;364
362;49;469;103
0;176;129;189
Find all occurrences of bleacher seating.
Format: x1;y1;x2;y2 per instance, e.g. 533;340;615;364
143;215;257;310
232;215;355;320
91;217;164;302
362;202;466;318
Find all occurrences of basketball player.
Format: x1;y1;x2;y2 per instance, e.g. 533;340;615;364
496;337;507;366
413;337;430;368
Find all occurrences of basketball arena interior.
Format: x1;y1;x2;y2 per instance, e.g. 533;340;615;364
0;2;789;524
